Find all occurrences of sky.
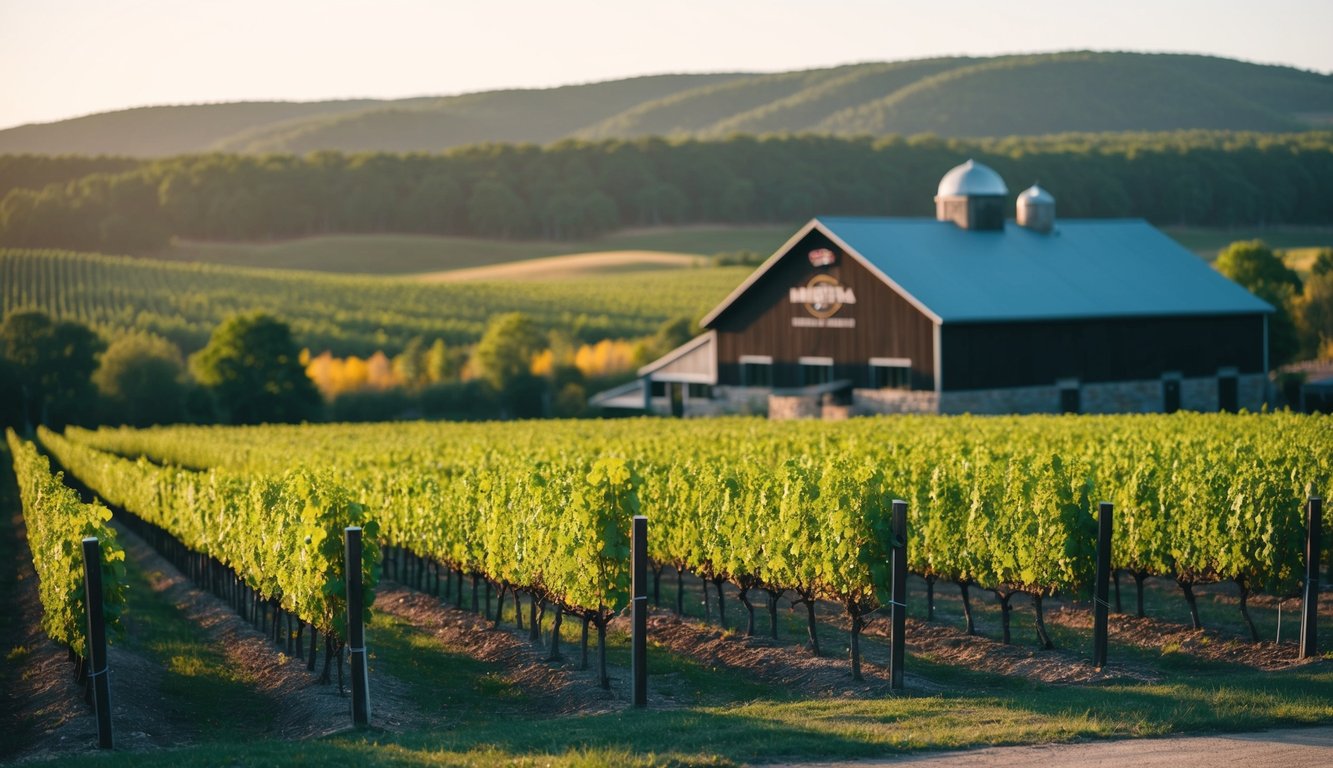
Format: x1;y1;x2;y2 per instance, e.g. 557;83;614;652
1;0;1330;131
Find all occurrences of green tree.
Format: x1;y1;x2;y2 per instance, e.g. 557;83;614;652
93;332;190;426
190;313;321;425
472;313;546;417
0;358;25;430
1299;271;1333;359
1216;240;1303;365
0;311;104;430
392;336;428;389
424;337;458;383
1311;248;1333;278
472;313;544;393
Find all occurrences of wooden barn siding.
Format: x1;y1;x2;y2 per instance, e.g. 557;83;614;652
711;230;936;389
939;314;1267;390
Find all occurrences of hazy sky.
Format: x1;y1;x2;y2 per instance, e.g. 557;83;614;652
2;0;1330;130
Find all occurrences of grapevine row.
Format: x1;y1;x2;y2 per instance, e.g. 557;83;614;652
36;427;379;652
59;413;1331;671
6;429;127;658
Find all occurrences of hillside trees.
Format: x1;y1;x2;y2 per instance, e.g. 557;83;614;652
3;133;1333;253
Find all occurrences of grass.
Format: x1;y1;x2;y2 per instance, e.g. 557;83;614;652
35;657;1333;767
155;225;794;276
21;564;1333;767
367;611;531;717
117;556;279;739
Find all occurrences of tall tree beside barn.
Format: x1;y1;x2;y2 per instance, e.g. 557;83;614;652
1216;240;1303;365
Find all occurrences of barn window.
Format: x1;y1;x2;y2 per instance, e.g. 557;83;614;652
687;383;713;399
870;357;912;390
739;355;772;387
800;356;834;387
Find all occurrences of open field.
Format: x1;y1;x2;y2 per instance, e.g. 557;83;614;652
1161;225;1333;266
417;250;708;282
148;226;1332;281
156;225;792;276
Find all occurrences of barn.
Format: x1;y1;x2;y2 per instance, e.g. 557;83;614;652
591;160;1274;417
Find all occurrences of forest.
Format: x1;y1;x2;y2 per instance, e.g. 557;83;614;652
2;131;1332;255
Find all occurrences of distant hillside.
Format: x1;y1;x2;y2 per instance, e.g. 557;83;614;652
3;52;1329;156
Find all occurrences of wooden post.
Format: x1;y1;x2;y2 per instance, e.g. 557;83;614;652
344;527;370;725
889;499;907;691
1093;502;1113;670
1300;497;1322;660
81;537;113;749
631;515;648;708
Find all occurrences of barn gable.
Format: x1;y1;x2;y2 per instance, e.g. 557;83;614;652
704;224;938;391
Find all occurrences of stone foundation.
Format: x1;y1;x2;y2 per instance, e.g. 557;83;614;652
686;374;1269;419
852;388;940;415
940;373;1268;415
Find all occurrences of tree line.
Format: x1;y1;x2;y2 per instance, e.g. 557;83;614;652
0;307;692;432
2;131;1331;254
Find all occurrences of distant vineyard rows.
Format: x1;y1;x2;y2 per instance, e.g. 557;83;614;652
0;248;745;355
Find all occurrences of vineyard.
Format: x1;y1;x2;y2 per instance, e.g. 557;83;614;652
47;415;1333;671
6;413;1331;765
0;248;747;355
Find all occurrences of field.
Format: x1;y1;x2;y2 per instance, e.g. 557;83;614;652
150;226;1333;282
4;414;1330;766
155;225;791;277
416;251;708;282
0;248;750;356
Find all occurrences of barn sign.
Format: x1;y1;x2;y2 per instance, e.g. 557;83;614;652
790;274;856;328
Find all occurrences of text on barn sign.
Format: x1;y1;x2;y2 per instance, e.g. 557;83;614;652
789;274;856;328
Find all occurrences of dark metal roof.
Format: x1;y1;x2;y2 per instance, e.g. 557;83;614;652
704;217;1273;327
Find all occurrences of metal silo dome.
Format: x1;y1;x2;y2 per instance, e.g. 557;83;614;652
936;159;1008;198
1016;183;1056;233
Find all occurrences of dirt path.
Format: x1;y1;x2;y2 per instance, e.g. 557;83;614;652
113;523;431;738
765;725;1333;767
374;581;607;713
0;514;191;762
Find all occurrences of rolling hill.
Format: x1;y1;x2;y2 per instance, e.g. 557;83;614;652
3;52;1329;157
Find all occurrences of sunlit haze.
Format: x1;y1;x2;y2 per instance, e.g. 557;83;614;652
1;0;1330;130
